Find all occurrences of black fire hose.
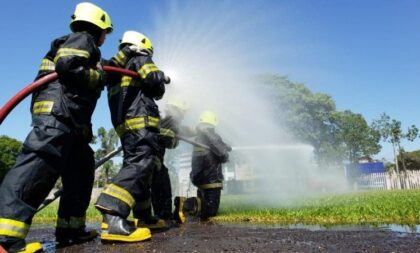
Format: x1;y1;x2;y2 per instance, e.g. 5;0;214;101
37;146;123;212
36;135;210;212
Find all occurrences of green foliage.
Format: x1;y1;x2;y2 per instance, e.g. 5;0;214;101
0;135;22;183
94;127;120;186
402;150;420;170
259;74;380;165
335;110;381;164
215;190;420;225
372;113;419;172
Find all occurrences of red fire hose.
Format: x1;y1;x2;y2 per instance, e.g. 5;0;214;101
0;66;139;125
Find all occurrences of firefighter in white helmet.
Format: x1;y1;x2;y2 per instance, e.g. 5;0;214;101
95;30;170;242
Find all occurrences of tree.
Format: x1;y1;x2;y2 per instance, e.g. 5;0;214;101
260;74;343;165
400;150;420;171
372;113;419;172
94;127;120;186
335;110;381;164
0;135;22;183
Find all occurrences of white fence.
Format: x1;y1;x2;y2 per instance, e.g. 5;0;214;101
357;170;420;190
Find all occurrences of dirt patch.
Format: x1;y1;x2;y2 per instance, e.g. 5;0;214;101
27;221;420;252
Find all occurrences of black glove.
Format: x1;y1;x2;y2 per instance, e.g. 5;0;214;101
163;75;171;84
154;82;165;100
219;152;229;163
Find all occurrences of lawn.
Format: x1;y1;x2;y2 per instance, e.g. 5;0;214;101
33;190;420;225
214;190;420;225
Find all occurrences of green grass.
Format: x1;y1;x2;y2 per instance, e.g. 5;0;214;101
33;190;420;225
214;190;420;225
33;203;101;224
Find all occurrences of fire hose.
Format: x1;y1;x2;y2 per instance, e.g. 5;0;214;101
0;65;211;211
0;66;142;125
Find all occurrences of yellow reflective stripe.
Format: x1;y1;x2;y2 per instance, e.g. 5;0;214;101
33;101;54;114
193;146;208;153
39;58;55;71
102;184;135;207
115;116;160;137
147;116;159;126
198;183;223;190
88;69;100;89
120;76;142;88
160;128;175;138
121;76;132;87
0;218;29;239
54;48;90;63
114;51;127;66
196;197;202;214
138;63;159;79
136;198;151;210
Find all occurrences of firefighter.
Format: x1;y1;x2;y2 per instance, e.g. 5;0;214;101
95;31;170;242
147;97;192;230
174;111;231;223
0;2;112;252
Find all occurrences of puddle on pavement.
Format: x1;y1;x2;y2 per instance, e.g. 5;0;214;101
221;222;420;234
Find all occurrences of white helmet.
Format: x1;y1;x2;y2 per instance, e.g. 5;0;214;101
119;31;153;55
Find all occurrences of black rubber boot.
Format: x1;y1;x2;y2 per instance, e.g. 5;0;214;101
136;215;170;233
0;236;42;253
183;197;200;216
55;226;98;247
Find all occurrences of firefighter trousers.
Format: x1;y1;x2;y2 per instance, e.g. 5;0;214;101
0;123;94;239
183;187;221;220
151;164;172;220
95;129;159;218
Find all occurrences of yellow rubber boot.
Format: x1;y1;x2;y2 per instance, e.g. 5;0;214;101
173;196;186;224
17;242;43;253
100;214;151;243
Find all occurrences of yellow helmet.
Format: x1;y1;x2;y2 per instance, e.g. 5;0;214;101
119;31;153;54
199;111;218;126
167;97;188;112
70;2;113;33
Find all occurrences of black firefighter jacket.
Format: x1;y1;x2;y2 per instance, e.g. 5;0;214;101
106;52;166;138
191;123;231;188
31;31;104;136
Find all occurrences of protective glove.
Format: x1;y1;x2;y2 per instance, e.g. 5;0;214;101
112;45;142;66
153;82;165;100
128;45;151;56
163;75;171;84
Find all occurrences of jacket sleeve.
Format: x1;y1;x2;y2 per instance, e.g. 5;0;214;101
202;128;231;163
135;56;165;99
54;33;102;90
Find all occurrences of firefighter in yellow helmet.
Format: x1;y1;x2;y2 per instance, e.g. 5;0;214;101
0;2;112;252
146;97;195;230
174;111;231;223
95;31;169;242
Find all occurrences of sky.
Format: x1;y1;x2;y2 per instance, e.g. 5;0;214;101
0;0;419;161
